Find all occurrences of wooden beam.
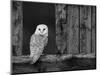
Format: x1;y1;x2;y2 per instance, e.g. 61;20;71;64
12;54;95;63
12;55;31;63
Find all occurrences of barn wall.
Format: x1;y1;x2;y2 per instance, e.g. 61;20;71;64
55;4;96;54
11;2;96;55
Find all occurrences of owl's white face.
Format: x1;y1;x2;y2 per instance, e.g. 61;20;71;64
35;24;48;37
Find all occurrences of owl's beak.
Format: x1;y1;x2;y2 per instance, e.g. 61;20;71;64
41;31;44;34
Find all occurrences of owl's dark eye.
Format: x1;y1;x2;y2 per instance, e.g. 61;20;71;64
43;29;45;31
38;28;41;31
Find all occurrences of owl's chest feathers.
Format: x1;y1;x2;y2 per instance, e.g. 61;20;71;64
36;35;46;43
31;34;47;48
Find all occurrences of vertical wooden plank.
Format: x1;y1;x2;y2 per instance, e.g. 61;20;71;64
66;5;73;54
66;5;79;54
18;1;23;55
60;4;67;54
12;1;23;56
80;6;87;54
86;6;91;53
80;6;91;54
91;6;96;54
55;4;67;54
71;6;79;54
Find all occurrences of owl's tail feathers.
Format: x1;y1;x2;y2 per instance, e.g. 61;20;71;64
29;55;40;64
29;56;35;64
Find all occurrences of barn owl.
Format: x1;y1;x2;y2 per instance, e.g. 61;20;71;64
30;24;48;64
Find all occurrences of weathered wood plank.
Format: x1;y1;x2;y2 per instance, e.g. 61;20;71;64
86;6;91;53
66;5;73;54
80;6;87;54
12;1;23;56
55;4;67;54
79;6;91;54
71;5;79;54
66;5;79;54
91;6;96;54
